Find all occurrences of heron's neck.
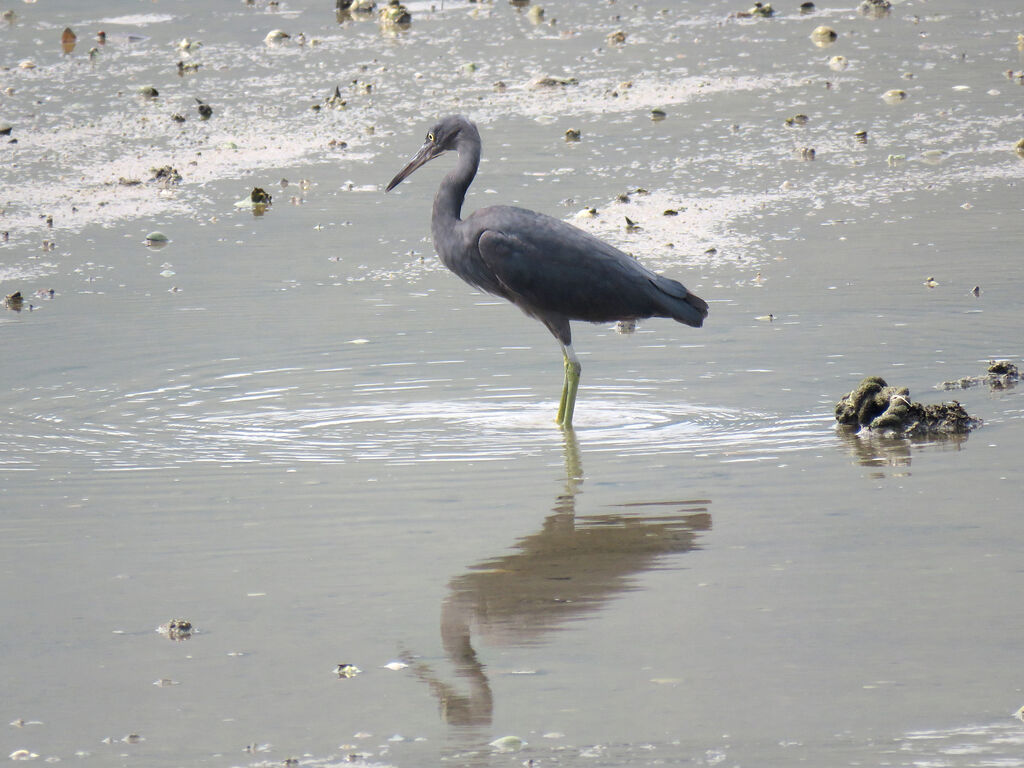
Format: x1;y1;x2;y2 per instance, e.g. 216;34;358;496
432;137;480;228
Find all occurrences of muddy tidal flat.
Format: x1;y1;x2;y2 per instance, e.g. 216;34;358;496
2;1;1023;767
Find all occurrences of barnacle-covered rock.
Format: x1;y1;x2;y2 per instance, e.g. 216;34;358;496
940;360;1020;391
835;376;980;437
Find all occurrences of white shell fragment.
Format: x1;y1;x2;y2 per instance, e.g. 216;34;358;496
489;735;527;752
828;55;848;71
810;26;837;46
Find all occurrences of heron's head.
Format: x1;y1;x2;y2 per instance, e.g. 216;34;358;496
385;115;477;192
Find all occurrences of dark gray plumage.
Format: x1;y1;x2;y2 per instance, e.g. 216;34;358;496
386;115;708;427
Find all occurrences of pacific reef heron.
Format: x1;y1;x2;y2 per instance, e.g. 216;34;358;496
386;115;708;427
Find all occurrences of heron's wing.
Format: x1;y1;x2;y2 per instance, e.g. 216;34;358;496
476;221;661;322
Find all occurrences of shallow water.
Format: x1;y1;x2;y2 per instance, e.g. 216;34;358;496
2;0;1023;766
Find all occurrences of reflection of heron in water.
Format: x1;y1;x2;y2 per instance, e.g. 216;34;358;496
408;431;712;726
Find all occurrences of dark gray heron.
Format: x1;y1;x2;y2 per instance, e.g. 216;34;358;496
386;115;708;427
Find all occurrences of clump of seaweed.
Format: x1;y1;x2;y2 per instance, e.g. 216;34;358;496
835;376;980;437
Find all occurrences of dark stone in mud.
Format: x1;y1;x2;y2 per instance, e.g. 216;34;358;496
195;98;213;120
835;376;980;437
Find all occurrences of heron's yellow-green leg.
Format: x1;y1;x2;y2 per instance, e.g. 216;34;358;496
556;344;582;427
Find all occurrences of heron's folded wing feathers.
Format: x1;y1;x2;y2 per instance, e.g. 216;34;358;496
476;227;655;321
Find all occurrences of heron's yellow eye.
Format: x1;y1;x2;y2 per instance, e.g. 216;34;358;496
427;132;435;142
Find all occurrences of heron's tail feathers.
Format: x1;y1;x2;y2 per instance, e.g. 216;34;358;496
650;276;708;328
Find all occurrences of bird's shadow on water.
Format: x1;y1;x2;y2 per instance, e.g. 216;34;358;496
402;429;712;730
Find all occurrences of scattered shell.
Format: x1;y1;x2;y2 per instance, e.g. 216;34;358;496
810;25;837;46
529;75;578;89
615;319;637;334
382;661;409;671
264;29;290;44
19;59;36;69
61;26;76;51
335;663;361;678
151;165;182;184
490;736;527;752
828;55;848;71
4;292;23;311
574;207;597;219
379;0;411;28
157;618;192;639
858;0;891;18
323;85;347;108
882;88;907;103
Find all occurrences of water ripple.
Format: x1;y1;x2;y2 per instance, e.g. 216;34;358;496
1;372;839;471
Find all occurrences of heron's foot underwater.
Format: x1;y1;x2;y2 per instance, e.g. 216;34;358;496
556;353;582;428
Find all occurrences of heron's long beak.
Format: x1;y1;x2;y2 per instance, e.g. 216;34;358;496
385;140;443;192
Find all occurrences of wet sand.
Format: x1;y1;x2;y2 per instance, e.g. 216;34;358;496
2;1;1023;766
